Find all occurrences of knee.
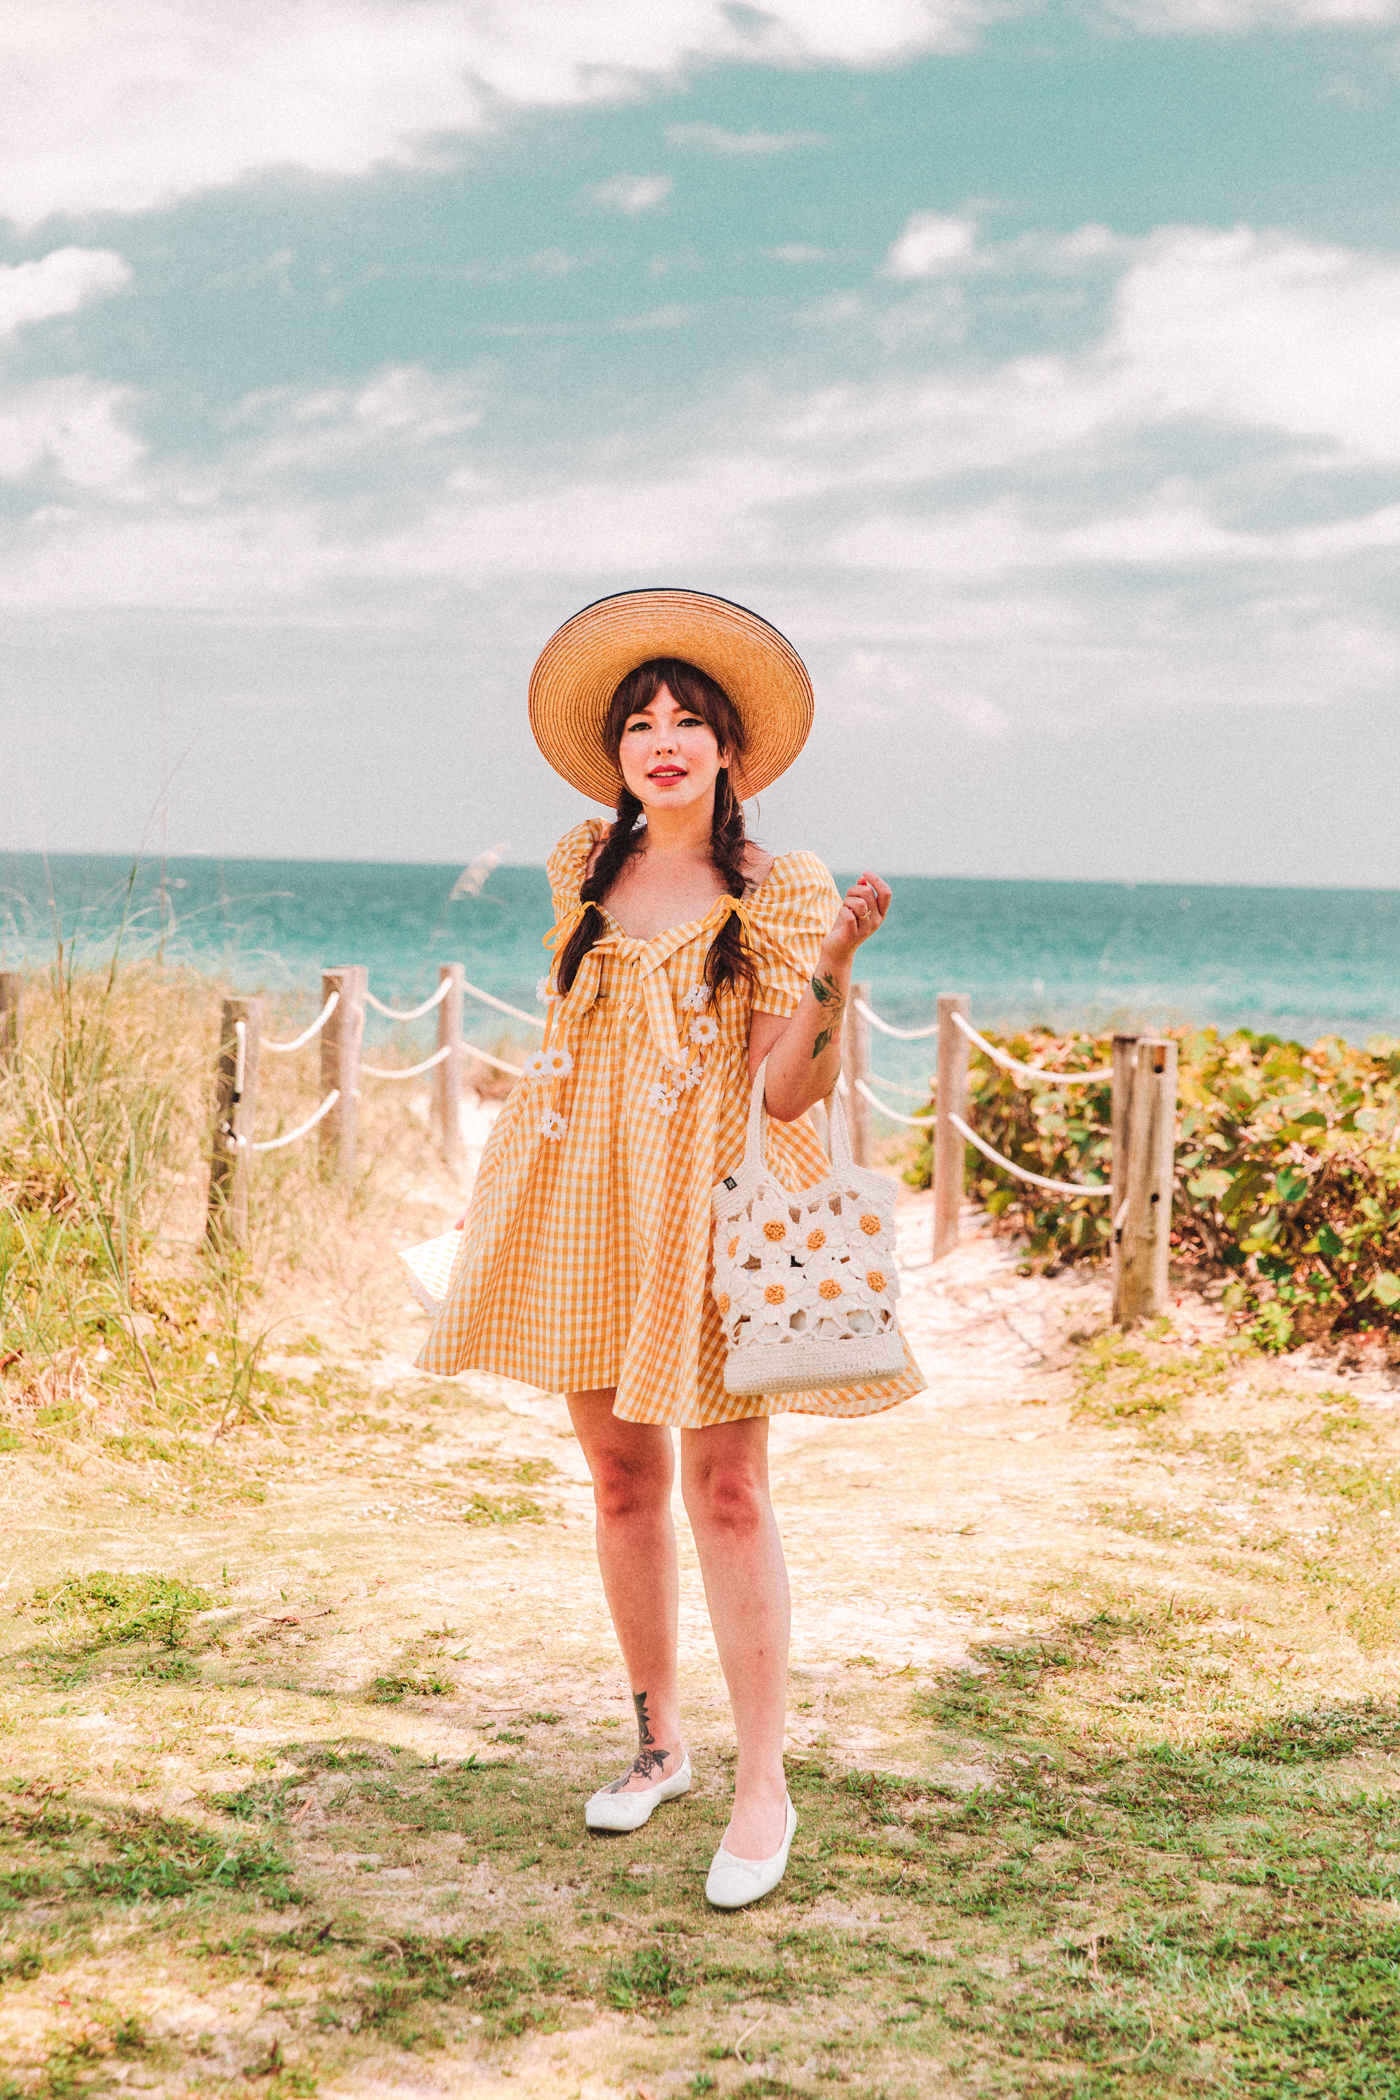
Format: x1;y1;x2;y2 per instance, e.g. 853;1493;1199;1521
686;1459;768;1539
590;1450;670;1526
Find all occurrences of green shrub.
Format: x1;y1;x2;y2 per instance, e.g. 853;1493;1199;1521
905;1025;1400;1350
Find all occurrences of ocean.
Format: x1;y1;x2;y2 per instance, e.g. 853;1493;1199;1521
7;853;1400;1095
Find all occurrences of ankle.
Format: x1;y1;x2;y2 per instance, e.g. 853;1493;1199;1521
732;1765;787;1804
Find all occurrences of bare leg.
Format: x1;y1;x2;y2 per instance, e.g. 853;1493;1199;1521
568;1388;684;1793
681;1415;790;1858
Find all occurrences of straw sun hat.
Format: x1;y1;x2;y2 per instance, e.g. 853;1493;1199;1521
528;588;814;806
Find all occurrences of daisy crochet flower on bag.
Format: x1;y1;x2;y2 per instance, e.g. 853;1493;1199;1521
802;1247;850;1296
752;1192;795;1245
523;1046;574;1082
688;1014;719;1047
540;1109;567;1141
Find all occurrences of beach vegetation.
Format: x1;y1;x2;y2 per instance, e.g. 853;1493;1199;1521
906;1024;1400;1354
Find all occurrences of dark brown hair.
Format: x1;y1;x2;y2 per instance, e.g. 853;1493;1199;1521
553;657;757;999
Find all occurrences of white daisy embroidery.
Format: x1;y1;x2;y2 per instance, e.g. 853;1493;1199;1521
679;1058;704;1091
540;1108;567;1141
688;1014;719;1047
523;1046;574;1082
536;976;553;1004
680;984;709;1013
645;1080;678;1116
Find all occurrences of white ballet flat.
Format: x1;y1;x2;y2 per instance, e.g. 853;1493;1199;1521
584;1753;692;1833
705;1796;797;1910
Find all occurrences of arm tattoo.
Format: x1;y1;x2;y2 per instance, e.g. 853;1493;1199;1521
811;971;846;1060
607;1688;670;1789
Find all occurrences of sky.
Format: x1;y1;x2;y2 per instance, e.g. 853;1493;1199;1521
2;0;1399;885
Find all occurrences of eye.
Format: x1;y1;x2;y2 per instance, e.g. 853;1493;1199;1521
678;715;704;729
625;717;651;733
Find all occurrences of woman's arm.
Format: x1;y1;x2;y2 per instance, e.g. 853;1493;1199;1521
748;872;891;1121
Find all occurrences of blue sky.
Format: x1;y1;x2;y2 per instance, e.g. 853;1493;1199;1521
2;0;1399;883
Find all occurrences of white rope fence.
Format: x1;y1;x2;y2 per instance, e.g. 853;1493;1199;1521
465;1043;524;1077
462;980;545;1030
362;1044;453;1080
950;1009;1111;1085
246;1091;342;1153
864;1072;930;1099
211;966;544;1242
260;990;339;1053
948;1112;1111;1198
215;968;1176;1323
364;980;452;1022
847;982;1141;1276
855;1077;934;1127
854;998;940;1042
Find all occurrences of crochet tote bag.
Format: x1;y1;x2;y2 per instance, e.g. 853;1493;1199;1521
711;1057;907;1397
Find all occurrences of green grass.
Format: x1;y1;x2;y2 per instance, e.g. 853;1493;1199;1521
5;1645;1398;2097
19;1570;213;1649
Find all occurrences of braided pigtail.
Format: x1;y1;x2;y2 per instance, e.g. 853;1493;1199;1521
704;767;757;998
553;788;645;996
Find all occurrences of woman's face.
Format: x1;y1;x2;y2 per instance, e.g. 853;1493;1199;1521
617;684;729;816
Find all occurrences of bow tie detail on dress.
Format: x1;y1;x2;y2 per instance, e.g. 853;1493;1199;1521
540;893;752;1072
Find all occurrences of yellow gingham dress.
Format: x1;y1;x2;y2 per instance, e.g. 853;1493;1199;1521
417;819;925;1427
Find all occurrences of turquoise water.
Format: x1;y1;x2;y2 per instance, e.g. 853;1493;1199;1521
6;854;1400;1094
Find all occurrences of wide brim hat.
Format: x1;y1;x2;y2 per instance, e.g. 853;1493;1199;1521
528;587;814;806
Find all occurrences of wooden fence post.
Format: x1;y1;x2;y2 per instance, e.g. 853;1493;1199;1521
319;966;366;1182
843;980;872;1167
206;995;262;1249
434;963;464;1176
933;992;970;1261
1115;1036;1177;1327
1109;1032;1139;1323
0;973;20;1071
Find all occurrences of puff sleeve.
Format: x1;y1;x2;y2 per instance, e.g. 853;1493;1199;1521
546;819;605;923
746;851;842;1018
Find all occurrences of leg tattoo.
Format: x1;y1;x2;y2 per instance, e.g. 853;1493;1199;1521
606;1688;671;1790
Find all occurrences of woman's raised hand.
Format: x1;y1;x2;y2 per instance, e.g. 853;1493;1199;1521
825;872;891;960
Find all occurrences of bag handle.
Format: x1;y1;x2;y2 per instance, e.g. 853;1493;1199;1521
744;1055;855;1174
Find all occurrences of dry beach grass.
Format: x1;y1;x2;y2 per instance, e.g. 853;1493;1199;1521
1;967;1399;2098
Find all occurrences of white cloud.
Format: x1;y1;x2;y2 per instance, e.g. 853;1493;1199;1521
588;174;673;214
0;0;975;229
0;377;143;489
666;123;827;152
1;0;1392;230
2;220;1399;748
885;214;978;277
793;225;1400;482
1104;225;1400;461
0;247;129;340
1113;0;1396;26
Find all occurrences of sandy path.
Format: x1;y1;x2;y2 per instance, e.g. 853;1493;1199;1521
80;1193;1160;1778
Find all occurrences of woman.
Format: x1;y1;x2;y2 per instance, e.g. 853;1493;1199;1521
420;589;923;1908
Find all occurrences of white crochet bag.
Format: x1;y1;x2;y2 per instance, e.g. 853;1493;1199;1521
711;1057;906;1397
